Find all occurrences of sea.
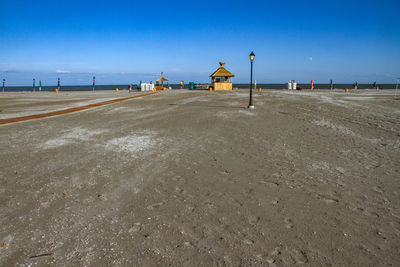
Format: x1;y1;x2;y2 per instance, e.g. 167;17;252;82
1;83;396;92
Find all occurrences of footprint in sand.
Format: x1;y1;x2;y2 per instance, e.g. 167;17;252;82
172;175;184;182
372;185;385;194
248;215;261;225
146;201;165;210
284;218;294;229
175;187;184;194
315;193;339;204
268;246;282;263
184;205;195;213
290;249;308;264
128;223;142;233
259;179;280;187
242;238;255;245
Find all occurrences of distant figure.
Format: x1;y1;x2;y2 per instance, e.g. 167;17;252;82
128;84;133;94
353;82;358;89
373;81;377;89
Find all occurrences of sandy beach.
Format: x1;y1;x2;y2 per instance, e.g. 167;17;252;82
0;89;399;266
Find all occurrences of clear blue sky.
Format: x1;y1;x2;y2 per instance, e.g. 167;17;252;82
1;0;399;85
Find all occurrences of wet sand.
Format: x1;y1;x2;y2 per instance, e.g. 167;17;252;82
0;89;399;266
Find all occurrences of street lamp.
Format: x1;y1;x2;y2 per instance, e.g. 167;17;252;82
248;51;255;109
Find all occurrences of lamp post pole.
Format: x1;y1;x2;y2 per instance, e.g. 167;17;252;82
248;51;255;109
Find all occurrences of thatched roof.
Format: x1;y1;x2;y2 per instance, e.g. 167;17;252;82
210;62;235;78
156;72;169;82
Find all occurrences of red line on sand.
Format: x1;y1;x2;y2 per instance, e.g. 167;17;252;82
0;92;158;125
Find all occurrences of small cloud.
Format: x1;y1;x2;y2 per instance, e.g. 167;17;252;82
56;70;72;73
309;57;313;61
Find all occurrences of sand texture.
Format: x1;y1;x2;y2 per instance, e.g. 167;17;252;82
0;89;399;266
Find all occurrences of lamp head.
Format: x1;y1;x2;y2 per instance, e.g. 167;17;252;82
249;51;255;62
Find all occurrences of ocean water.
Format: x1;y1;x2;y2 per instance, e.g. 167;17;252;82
1;83;396;92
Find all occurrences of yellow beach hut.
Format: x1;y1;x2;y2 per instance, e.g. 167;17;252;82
210;62;235;90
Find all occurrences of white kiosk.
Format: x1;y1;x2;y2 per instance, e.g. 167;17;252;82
288;80;297;90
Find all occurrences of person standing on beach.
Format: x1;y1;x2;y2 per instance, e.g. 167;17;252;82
373;81;376;89
128;84;132;94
